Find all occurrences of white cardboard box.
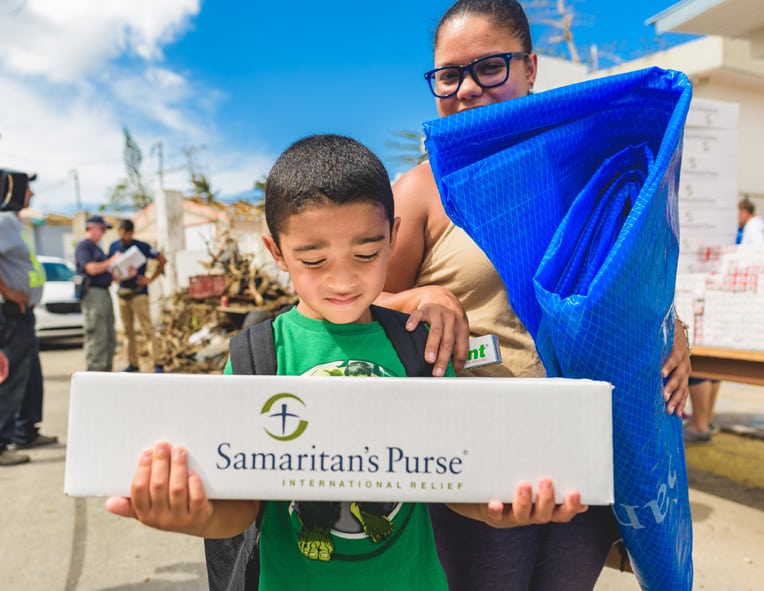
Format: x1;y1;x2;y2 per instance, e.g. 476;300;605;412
685;97;740;130
677;181;738;207
682;128;738;161
680;153;738;184
64;373;614;505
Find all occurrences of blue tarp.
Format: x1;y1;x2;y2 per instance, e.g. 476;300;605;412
423;67;693;590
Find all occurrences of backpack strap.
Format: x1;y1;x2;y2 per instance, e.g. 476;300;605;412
229;318;277;376
206;318;275;591
208;305;431;590
370;304;434;377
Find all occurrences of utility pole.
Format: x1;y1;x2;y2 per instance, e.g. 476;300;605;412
151;141;164;190
70;168;82;211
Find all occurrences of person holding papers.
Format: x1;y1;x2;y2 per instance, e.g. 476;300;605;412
108;219;166;373
105;134;585;590
75;215;120;371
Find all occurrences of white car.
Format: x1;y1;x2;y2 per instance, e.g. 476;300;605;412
35;255;84;341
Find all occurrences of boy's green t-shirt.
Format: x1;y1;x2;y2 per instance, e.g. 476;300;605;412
224;307;449;590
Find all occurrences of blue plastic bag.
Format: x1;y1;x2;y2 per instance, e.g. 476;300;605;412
424;67;693;590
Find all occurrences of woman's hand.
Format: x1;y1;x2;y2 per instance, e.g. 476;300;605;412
661;319;691;416
379;285;470;376
447;478;587;528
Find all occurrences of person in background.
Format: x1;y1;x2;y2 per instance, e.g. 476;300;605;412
0;173;58;466
684;378;721;443
75;216;120;372
108;219;166;373
738;197;764;245
376;1;692;589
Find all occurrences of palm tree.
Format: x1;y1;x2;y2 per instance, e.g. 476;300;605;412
386;130;427;166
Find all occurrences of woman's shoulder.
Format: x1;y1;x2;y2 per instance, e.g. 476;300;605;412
392;161;444;218
393;161;436;197
392;161;451;247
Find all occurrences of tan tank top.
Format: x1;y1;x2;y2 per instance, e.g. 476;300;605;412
416;222;546;377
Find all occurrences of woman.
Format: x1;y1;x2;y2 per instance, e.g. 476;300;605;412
378;1;691;589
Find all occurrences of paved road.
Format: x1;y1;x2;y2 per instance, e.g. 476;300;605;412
2;343;763;590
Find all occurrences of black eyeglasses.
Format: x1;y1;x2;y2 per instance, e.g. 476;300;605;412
424;52;531;98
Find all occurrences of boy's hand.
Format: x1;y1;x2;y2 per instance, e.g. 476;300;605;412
106;441;214;537
447;478;587;528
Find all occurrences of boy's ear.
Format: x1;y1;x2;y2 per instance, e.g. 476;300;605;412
389;217;401;250
262;234;288;272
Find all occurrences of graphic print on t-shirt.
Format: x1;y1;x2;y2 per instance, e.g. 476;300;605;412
305;359;396;377
288;359;406;562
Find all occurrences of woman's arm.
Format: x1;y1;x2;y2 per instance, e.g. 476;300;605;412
379;162;470;374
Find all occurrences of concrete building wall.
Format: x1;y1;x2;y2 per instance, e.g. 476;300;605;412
586;36;764;202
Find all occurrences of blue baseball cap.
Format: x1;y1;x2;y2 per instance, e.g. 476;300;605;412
86;215;113;229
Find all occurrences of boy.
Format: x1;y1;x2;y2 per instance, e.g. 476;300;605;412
106;135;584;589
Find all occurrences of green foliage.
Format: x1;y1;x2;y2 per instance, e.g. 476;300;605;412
192;172;217;203
106;127;152;211
252;176;266;204
386;130;427;166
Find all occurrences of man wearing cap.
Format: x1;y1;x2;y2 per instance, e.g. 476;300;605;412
108;219;166;373
75;215;120;371
0;172;58;466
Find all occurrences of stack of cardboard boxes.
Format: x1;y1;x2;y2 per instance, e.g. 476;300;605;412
675;97;764;352
677;96;740;274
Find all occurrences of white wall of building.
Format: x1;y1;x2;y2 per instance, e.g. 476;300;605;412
586;36;764;202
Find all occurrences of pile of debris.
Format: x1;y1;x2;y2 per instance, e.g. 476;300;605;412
156;233;297;373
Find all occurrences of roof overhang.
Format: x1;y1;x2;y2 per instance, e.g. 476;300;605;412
647;0;764;58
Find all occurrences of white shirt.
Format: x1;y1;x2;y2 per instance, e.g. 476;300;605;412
741;215;764;245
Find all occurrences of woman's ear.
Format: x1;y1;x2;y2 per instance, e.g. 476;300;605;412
526;52;538;90
262;234;288;272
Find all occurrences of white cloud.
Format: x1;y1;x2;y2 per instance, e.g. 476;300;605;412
0;0;200;81
0;0;272;215
206;150;274;199
108;66;210;136
0;71;124;211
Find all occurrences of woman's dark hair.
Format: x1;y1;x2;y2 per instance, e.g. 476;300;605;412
265;134;394;245
435;0;533;53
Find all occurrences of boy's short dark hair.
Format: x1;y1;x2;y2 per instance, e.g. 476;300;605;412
265;134;394;244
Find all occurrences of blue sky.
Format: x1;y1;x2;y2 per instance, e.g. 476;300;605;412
0;0;696;214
